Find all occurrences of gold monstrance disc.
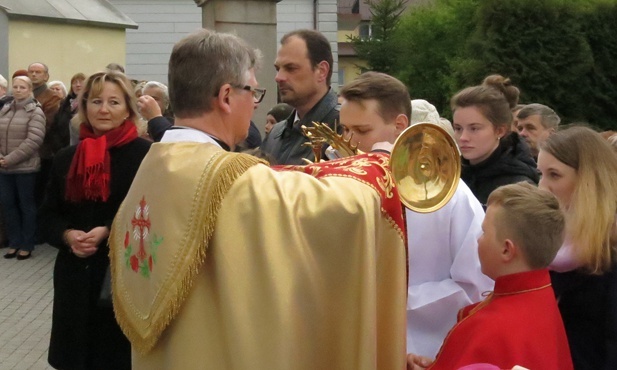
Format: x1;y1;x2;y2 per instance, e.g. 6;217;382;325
390;122;461;213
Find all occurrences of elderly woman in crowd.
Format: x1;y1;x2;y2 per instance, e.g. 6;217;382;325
0;76;46;260
451;74;538;206
0;74;10;110
49;80;67;99
538;126;617;369
138;80;175;142
40;71;151;370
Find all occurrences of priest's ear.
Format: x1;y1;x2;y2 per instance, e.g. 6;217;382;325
215;83;233;114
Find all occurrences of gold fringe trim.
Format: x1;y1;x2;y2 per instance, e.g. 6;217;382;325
111;150;265;355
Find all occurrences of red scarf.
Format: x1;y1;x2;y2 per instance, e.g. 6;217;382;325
65;121;138;202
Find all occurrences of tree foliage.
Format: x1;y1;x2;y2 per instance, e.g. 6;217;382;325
394;0;480;113
459;0;595;123
383;0;617;129
350;0;408;74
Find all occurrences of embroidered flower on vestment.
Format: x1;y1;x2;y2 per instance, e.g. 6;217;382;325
124;196;163;278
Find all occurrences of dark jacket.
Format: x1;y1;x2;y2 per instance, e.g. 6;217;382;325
40;137;151;370
261;89;339;165
34;85;62;159
52;92;77;150
551;265;617;370
147;115;174;142
461;132;538;206
235;120;262;152
0;94;12;110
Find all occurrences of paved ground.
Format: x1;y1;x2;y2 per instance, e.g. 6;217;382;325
0;244;56;370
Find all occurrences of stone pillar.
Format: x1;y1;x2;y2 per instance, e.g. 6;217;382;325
195;0;282;136
315;0;339;91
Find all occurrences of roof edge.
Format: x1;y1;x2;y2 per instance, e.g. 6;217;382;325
5;12;138;29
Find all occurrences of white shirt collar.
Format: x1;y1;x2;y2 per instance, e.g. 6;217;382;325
160;126;222;148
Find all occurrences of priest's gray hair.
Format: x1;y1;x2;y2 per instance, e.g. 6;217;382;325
168;29;261;118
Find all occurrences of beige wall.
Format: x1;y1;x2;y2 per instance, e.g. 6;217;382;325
201;0;279;133
8;20;126;89
339;57;366;86
337;28;356;42
337;26;365;86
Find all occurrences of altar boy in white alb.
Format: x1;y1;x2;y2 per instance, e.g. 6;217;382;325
338;76;494;359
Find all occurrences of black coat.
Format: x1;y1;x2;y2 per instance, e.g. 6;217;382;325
551;265;617;370
51;93;77;150
235;120;262;152
147;115;174;142
261;89;339;165
40;137;151;370
461;132;539;206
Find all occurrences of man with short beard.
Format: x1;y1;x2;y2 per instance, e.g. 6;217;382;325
261;29;339;165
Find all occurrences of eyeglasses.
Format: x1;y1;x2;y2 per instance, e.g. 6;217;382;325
234;85;266;104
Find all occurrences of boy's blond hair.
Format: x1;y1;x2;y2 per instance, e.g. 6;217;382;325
487;182;565;269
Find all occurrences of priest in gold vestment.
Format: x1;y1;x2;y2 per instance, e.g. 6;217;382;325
109;29;407;370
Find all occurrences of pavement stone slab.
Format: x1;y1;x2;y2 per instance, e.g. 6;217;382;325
0;244;56;370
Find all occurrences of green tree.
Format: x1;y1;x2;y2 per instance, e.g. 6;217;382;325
392;0;617;129
350;0;408;74
395;0;480;112
577;0;617;128
458;0;594;124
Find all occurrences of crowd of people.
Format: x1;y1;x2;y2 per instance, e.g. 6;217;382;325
0;26;615;370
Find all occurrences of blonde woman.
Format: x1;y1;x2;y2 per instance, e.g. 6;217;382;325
40;71;151;370
538;125;617;369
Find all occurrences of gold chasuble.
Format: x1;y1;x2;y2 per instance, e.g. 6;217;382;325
110;143;407;370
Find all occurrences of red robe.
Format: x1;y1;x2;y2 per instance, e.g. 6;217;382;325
428;269;573;370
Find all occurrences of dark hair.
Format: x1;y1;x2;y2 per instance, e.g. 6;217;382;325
451;74;520;130
267;103;294;122
340;71;411;122
106;63;125;73
281;29;333;86
169;29;259;118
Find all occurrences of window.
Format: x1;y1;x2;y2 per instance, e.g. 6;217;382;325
358;23;372;40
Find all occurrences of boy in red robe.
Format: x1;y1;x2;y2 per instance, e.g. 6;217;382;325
407;182;573;370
